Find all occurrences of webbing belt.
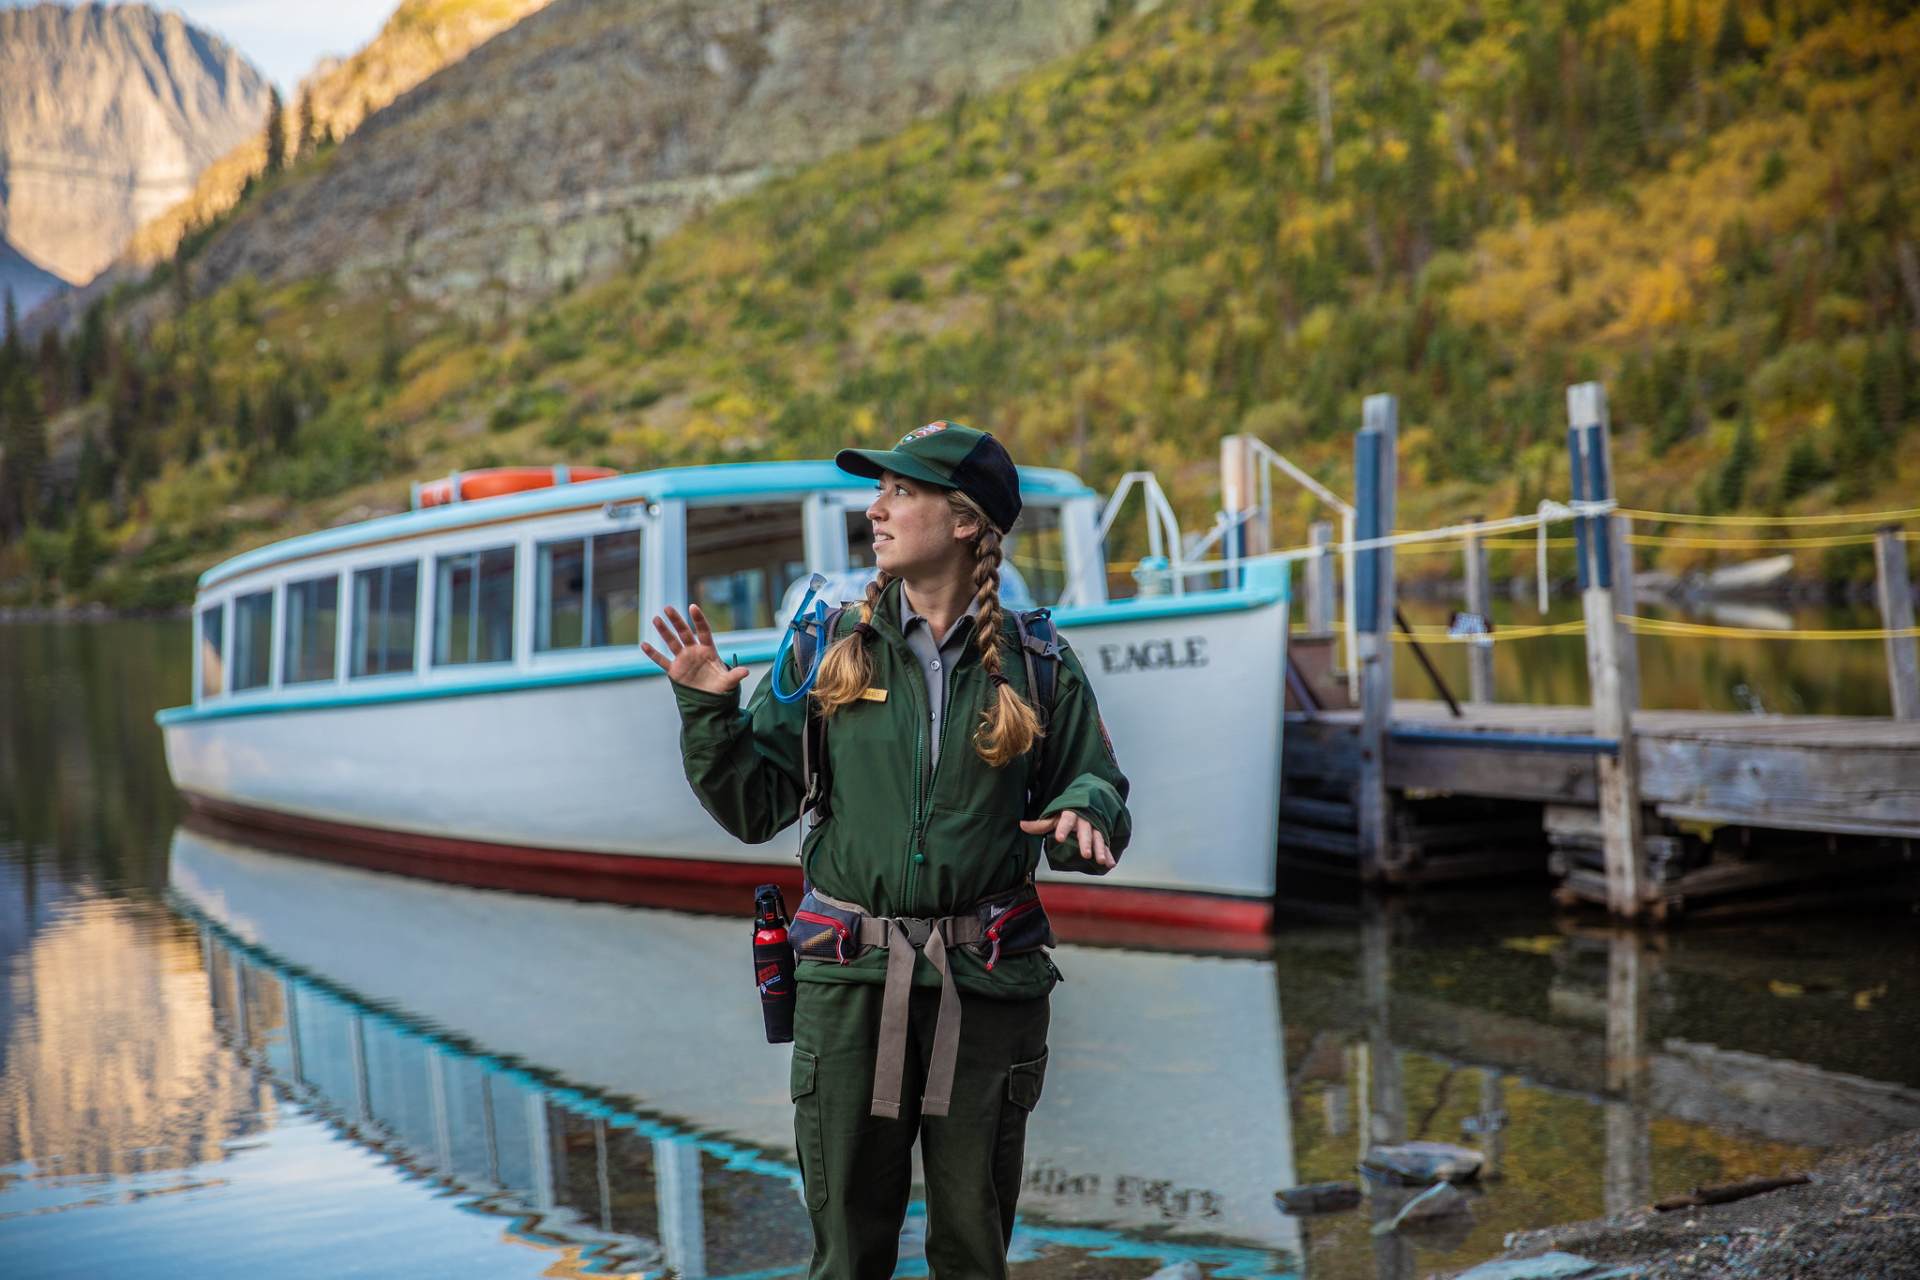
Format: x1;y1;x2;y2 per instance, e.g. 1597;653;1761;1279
807;888;985;1119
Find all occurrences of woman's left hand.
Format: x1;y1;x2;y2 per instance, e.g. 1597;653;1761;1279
1020;810;1115;868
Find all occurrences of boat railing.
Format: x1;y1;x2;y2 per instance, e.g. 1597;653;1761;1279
1075;470;1192;604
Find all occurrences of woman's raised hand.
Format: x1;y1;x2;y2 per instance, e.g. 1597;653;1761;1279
641;604;751;696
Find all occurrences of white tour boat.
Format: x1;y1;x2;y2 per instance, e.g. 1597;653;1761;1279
157;460;1290;934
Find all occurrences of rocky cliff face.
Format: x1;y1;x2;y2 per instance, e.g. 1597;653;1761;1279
0;2;273;293
167;0;1108;313
116;0;562;275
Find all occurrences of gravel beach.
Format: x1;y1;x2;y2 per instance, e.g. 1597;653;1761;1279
1442;1129;1920;1279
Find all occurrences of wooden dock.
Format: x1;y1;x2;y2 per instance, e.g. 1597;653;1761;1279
1231;382;1920;922
1282;702;1920;919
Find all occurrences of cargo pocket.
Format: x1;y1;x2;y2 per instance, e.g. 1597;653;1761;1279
790;1049;828;1212
992;1048;1049;1209
1007;1049;1048;1113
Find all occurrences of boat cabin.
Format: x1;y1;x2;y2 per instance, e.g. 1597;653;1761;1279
187;462;1105;711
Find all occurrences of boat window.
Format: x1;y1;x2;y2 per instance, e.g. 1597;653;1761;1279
687;503;806;632
232;590;274;691
846;510;875;569
1005;505;1066;605
351;561;420;677
537;530;641;651
283;574;341;684
198;603;225;698
434;546;517;666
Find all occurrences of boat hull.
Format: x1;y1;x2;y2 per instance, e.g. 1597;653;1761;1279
162;594;1290;921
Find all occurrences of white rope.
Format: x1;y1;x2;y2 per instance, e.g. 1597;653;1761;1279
1128;499;1612;582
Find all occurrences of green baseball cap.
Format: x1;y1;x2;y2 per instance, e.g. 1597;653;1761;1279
835;421;1023;533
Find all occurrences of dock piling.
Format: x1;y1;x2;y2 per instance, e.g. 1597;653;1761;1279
1307;520;1335;635
1568;383;1647;918
1463;517;1494;704
1873;527;1919;720
1354;394;1399;879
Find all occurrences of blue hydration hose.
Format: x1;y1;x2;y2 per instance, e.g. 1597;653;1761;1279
771;574;831;704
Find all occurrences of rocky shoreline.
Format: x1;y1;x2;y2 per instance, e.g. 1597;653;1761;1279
1443;1129;1920;1280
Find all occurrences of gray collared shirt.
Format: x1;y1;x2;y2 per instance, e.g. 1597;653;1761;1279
900;590;982;770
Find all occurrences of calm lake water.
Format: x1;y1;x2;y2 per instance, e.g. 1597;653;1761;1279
3;619;1917;1279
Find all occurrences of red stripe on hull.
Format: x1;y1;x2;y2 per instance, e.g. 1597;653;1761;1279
180;794;1274;953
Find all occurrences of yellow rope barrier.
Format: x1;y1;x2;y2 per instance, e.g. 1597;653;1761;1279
1616;504;1920;527
1622;531;1883;549
1624;616;1920;641
1390;620;1588;644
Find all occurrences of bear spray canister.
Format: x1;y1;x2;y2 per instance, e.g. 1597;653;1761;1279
752;884;796;1043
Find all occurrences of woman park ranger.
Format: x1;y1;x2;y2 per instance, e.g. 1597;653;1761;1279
642;422;1131;1279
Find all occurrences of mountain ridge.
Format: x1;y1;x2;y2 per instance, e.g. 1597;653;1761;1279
0;2;272;292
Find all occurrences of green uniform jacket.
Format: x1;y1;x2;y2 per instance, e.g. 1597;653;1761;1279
671;578;1132;1000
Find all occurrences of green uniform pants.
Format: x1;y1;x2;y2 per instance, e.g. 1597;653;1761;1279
790;979;1050;1280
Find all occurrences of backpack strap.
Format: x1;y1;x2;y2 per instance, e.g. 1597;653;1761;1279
794;604;850;849
1012;607;1063;734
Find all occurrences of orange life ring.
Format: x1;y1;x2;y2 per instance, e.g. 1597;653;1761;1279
413;465;618;509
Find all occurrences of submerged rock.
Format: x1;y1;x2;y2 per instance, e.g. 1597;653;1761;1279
1273;1181;1362;1215
1361;1140;1486;1185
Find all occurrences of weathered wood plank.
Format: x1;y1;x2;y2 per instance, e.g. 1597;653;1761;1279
1875;527;1919;721
1387;740;1600;803
1637;736;1920;830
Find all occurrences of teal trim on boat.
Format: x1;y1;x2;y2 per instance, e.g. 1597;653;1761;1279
152;584;1284;729
154;651;721;727
198;460;1097;591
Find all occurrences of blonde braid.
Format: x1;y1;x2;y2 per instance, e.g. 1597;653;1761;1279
956;496;1043;766
810;570;894;716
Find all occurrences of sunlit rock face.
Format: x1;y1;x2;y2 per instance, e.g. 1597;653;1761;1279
115;0;565;278
0;888;269;1178
0;3;273;295
165;0;1111;314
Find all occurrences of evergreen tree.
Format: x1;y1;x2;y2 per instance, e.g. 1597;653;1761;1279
1713;0;1749;66
1716;411;1755;508
0;367;47;536
264;87;287;175
1775;433;1827;503
1598;42;1649;171
34;328;64;416
73;303;108;399
63;503;102;592
1;287;18;363
296;88;317;157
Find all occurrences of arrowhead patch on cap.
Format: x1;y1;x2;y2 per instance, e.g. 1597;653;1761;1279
900;421;949;444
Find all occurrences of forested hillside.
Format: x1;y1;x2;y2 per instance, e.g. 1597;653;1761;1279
1;0;1915;607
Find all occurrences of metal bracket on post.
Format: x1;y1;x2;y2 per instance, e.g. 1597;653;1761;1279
1568;383;1645;919
1354;394;1398;880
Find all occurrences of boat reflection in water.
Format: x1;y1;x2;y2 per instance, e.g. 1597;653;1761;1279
167;821;1305;1278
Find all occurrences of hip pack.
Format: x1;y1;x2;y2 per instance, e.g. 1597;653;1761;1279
788;882;1053;973
785;881;1055;1121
